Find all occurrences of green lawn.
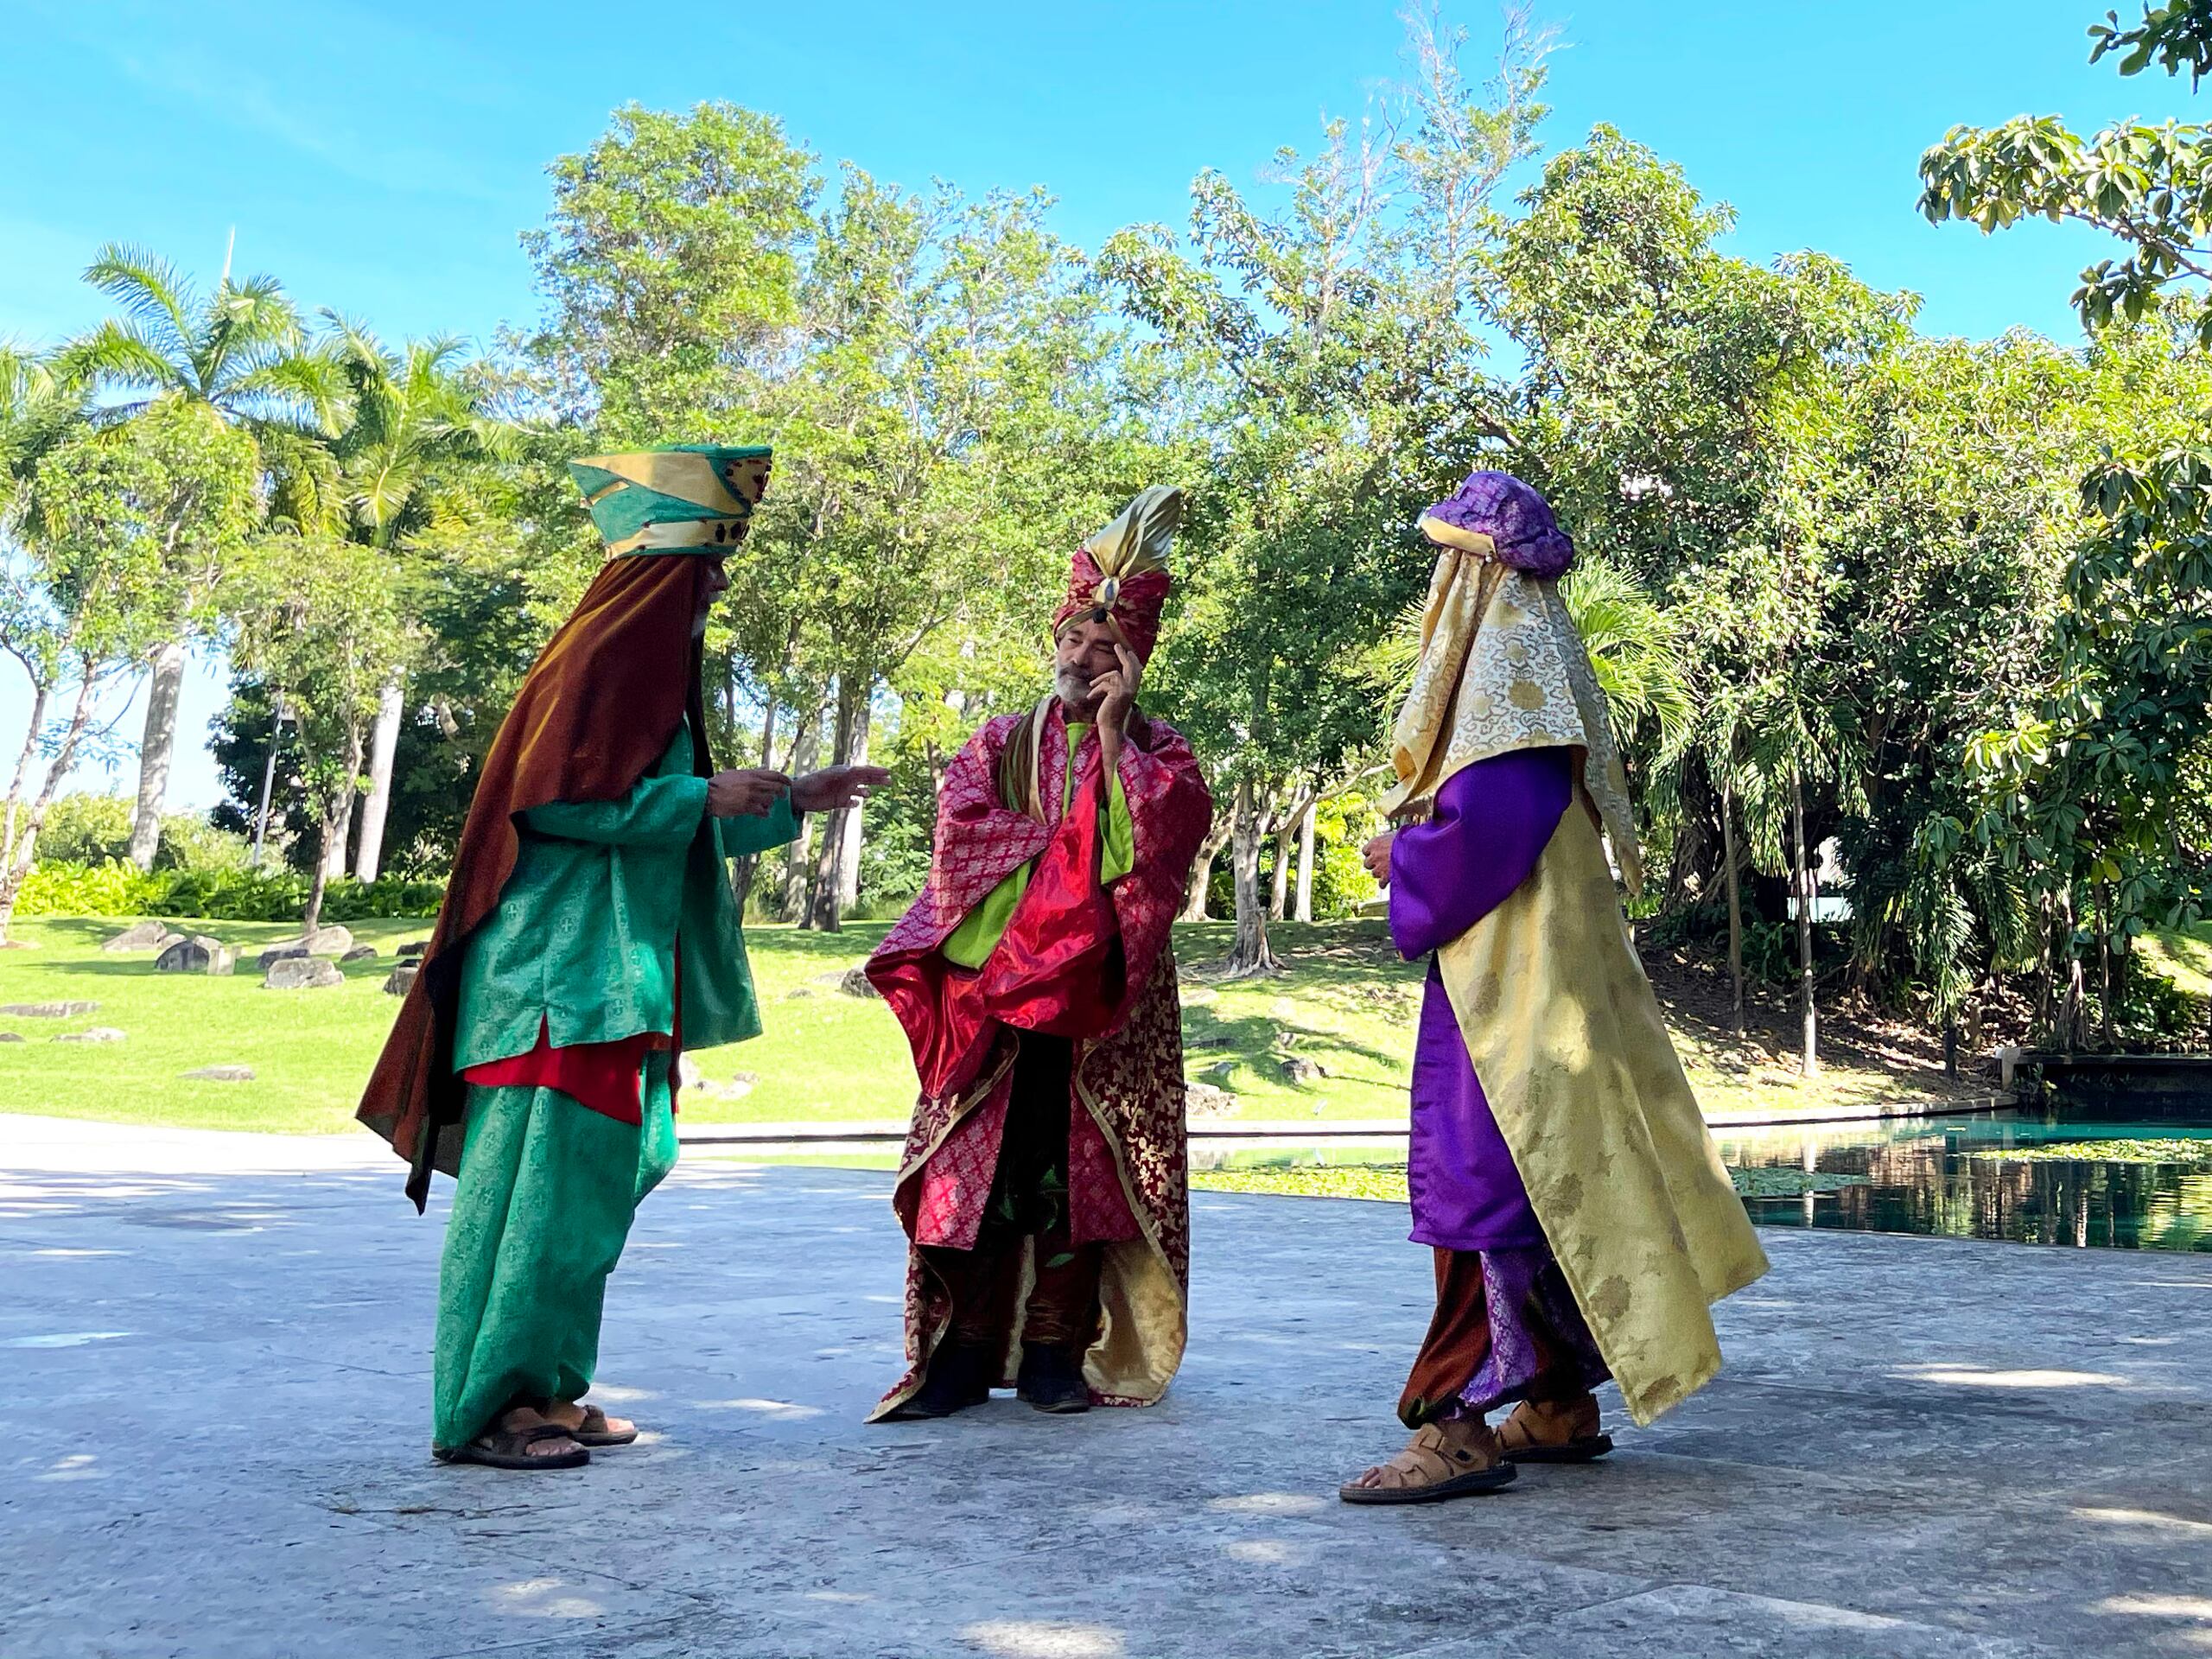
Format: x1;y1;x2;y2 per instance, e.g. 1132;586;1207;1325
0;914;1973;1135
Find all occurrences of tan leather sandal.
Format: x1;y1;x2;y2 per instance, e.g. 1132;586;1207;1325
1498;1394;1613;1464
1339;1421;1518;1505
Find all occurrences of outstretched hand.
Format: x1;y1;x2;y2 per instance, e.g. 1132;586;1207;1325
791;765;893;814
707;769;791;818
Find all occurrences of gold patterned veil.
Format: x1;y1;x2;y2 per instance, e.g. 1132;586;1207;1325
1379;534;1643;893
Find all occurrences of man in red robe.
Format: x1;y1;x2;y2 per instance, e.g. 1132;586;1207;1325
866;487;1213;1420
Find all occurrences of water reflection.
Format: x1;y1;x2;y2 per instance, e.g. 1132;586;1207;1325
1714;1114;2212;1253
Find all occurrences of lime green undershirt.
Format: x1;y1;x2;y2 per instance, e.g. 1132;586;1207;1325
941;723;1135;969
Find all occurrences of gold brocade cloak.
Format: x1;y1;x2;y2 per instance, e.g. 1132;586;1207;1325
1438;804;1769;1424
1389;541;1769;1426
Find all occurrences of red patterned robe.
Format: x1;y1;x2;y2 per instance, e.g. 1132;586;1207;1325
866;699;1212;1414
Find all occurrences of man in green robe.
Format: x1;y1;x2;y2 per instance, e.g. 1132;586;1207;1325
360;445;887;1470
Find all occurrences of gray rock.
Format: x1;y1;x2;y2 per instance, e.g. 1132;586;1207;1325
1280;1055;1329;1084
101;920;180;952
181;1065;254;1083
156;937;235;976
54;1027;125;1044
257;944;308;972
838;966;880;998
0;1033;20;1042
260;925;354;961
0;1001;98;1018
264;957;343;990
398;939;428;958
694;1071;757;1101
340;945;378;963
1185;1081;1237;1119
382;964;418;997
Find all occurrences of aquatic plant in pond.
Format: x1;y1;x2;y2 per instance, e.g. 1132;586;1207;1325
1191;1165;1411;1202
1970;1138;2212;1166
1726;1167;1871;1197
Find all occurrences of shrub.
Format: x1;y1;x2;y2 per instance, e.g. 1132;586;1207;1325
156;816;255;875
320;877;446;921
32;796;136;866
14;859;160;917
26;796;257;875
13;860;444;922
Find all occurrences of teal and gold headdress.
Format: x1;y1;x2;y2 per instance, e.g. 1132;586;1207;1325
568;444;773;555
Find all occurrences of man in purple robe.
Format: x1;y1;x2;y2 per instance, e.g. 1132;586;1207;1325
1340;471;1767;1503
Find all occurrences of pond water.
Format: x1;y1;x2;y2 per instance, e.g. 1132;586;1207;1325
1181;1100;2212;1253
713;1099;2212;1253
1713;1106;2212;1252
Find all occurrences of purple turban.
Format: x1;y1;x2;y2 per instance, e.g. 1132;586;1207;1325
1421;470;1574;581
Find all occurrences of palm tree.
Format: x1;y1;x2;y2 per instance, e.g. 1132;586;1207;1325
318;320;515;881
59;240;344;869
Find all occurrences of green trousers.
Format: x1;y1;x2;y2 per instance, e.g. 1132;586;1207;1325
432;1058;677;1453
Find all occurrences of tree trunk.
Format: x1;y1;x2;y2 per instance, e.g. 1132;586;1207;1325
1181;816;1230;922
2095;880;2114;1050
1294;799;1317;923
836;690;871;912
2059;884;2085;1053
321;780;356;880
353;677;404;883
1792;769;1818;1077
303;827;333;935
803;683;855;932
1720;774;1745;1034
728;700;784;917
1268;816;1294;921
128;636;188;869
3;679;50;872
781;706;822;922
1224;777;1280;977
315;725;365;901
0;666;102;943
251;697;285;866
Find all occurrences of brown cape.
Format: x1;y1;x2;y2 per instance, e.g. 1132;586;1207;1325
357;554;713;1210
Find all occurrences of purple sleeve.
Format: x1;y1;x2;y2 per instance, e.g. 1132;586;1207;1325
1388;747;1573;959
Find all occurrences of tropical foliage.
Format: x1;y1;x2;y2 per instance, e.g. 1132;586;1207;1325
11;3;2212;1074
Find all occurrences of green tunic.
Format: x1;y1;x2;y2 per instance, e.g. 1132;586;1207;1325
432;720;800;1452
454;723;799;1064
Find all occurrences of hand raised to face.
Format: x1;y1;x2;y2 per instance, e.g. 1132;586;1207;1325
1092;642;1143;736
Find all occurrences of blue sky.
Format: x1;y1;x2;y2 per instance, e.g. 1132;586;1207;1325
3;0;2198;809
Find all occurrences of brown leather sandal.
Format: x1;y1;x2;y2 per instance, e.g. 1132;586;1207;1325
435;1420;589;1471
567;1405;639;1447
1339;1421;1518;1505
1498;1395;1613;1464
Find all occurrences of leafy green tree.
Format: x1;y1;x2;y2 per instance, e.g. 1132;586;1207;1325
1919;0;2212;1043
519;102;1155;932
298;321;514;882
225;531;410;931
59;242;343;868
1103;9;1551;974
0;404;258;937
1496;127;1909;1069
